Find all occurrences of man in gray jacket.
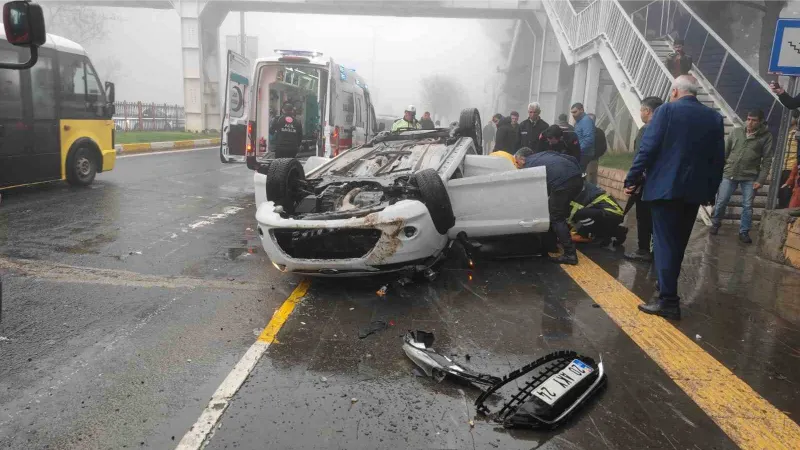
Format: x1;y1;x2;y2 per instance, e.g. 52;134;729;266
710;110;774;243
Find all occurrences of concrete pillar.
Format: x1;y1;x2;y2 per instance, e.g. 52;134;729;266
584;55;602;115
530;11;563;124
571;60;587;110
174;1;226;132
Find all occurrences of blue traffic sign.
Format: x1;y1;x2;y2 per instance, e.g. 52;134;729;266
769;19;800;75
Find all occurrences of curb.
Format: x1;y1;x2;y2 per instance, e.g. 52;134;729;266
115;138;220;155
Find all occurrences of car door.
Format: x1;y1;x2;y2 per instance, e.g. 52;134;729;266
352;93;366;146
445;160;550;239
220;50;251;163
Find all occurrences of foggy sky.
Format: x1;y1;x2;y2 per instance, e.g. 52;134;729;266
78;6;510;120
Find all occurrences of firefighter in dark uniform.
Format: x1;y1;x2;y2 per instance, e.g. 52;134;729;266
270;102;304;158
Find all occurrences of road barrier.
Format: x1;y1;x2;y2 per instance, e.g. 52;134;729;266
115;138;220;155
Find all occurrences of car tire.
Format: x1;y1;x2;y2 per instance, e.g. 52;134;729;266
458;108;483;155
66;147;97;187
413;169;455;235
266;158;305;213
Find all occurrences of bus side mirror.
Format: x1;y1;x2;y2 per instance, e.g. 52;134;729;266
105;81;116;103
3;1;46;47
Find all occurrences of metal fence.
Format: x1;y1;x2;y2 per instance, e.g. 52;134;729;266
545;0;674;102
112;102;186;132
630;0;781;135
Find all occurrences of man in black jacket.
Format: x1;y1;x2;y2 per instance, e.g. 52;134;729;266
518;145;584;265
540;125;581;160
270;102;304;158
493;114;517;153
664;38;693;78
517;102;549;152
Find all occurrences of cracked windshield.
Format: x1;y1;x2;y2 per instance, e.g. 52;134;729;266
2;1;800;449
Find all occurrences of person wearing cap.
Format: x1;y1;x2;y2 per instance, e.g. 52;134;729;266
540;125;582;161
664;38;693;78
270;101;304;158
392;105;421;131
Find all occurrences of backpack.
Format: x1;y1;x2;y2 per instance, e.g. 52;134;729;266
594;126;608;159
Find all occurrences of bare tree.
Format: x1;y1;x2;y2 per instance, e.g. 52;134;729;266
41;3;119;45
419;75;468;120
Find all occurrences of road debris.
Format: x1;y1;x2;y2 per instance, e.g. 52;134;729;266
396;277;413;287
376;285;388;297
359;321;388;339
475;350;606;429
402;330;500;389
695;334;702;340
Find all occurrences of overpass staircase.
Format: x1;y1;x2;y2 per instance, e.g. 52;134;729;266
541;0;784;224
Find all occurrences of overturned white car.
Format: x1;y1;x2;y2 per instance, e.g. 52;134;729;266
252;108;551;276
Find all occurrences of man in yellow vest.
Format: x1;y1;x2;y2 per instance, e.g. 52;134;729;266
392;105;421;132
569;180;627;246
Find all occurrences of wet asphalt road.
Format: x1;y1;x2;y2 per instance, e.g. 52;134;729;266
1;147;798;449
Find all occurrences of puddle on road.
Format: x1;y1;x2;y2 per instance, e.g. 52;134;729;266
55;232;118;255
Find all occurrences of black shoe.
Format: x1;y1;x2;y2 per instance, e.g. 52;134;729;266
638;300;681;320
739;232;752;244
550;253;578;265
709;224;720;235
612;226;628;247
624;249;653;262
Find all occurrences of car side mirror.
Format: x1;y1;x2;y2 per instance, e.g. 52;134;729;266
1;1;46;70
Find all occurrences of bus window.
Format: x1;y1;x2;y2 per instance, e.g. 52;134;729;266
59;52;106;118
0;47;23;119
29;53;56;119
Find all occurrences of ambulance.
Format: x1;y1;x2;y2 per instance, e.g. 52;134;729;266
220;49;378;166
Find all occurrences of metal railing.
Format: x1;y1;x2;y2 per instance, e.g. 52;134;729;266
630;0;781;137
112;101;186;132
544;0;674;102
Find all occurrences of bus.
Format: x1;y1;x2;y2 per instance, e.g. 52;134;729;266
220;49;378;166
0;27;116;190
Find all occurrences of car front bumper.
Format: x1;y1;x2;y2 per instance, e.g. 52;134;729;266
255;199;449;276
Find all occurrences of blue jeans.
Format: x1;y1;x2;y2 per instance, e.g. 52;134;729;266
712;178;755;233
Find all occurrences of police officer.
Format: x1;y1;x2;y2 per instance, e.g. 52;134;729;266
392;105;421;131
270;102;304;158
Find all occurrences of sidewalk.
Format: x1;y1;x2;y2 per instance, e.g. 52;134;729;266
115;138;220;155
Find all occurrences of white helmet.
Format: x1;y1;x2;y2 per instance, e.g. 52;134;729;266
405;105;417;114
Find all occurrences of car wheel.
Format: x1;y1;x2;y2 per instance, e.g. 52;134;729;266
458;108;483;155
66;147;97;186
266;158;305;213
413;169;455;235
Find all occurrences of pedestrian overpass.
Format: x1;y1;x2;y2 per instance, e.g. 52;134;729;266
71;0;784;215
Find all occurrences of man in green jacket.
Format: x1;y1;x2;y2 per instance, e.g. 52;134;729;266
711;110;774;243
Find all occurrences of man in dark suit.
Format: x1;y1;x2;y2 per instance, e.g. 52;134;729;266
624;75;725;320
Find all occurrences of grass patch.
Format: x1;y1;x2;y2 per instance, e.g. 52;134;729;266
598;152;635;171
116;131;218;144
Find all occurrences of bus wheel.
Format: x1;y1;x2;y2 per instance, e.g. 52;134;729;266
67;147;97;186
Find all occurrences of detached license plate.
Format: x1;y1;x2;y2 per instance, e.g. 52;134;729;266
532;359;594;406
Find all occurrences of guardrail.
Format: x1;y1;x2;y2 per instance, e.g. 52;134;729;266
545;0;674;102
112;101;185;132
629;0;780;134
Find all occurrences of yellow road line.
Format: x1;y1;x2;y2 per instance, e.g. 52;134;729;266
177;279;311;450
561;252;799;449
258;279;311;343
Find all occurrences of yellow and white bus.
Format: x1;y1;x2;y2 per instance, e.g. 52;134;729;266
1;26;116;189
